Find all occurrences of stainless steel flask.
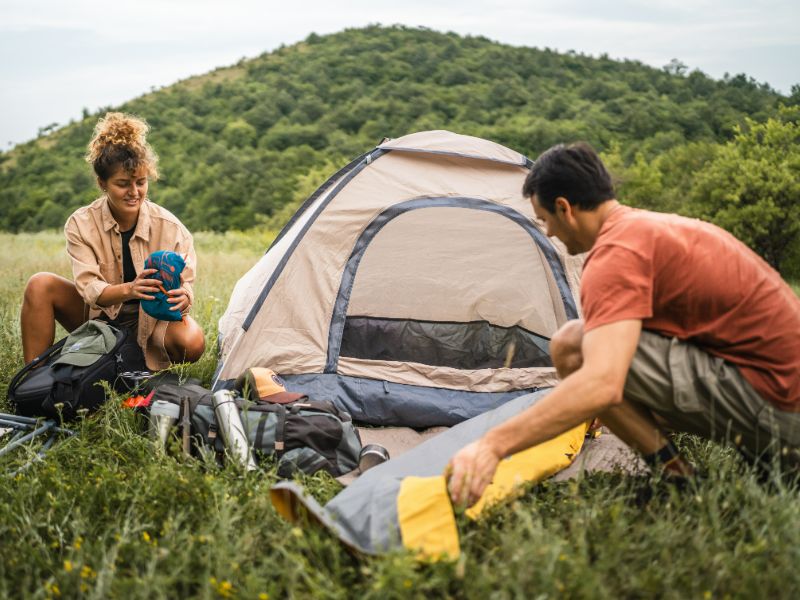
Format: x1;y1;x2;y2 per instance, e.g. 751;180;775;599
212;390;257;471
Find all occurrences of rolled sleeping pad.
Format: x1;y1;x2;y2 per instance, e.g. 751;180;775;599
271;389;588;560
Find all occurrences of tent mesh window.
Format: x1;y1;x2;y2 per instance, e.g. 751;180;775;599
340;316;551;369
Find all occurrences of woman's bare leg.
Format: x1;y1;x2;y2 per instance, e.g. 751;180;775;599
21;273;86;363
163;316;206;364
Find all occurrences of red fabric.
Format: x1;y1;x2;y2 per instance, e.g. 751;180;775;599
582;206;800;411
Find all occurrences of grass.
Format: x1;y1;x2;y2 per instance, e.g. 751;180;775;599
1;231;799;598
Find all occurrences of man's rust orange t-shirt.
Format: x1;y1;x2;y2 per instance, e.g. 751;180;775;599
581;205;800;411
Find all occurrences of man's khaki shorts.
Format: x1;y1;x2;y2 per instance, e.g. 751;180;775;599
624;331;800;463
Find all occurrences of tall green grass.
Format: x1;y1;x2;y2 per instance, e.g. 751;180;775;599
0;231;798;598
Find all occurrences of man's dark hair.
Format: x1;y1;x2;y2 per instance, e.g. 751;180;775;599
522;142;615;212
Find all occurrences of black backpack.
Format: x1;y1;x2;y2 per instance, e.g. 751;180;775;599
8;325;146;420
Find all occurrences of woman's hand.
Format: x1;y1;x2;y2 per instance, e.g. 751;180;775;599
127;268;161;301
166;287;191;313
445;437;502;508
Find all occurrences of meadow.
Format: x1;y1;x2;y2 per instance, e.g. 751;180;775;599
0;230;799;599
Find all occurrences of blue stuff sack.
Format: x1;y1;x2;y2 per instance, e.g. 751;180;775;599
141;251;186;322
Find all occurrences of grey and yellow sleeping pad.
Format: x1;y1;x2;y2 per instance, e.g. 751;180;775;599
271;390;588;560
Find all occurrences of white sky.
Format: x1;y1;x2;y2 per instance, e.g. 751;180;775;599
1;0;798;149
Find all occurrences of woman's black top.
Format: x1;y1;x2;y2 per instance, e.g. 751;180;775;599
120;227;139;305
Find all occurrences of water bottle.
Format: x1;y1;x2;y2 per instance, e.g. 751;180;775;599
149;400;180;451
212;390;257;472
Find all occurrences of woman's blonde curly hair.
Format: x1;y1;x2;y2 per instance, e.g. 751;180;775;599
86;112;159;181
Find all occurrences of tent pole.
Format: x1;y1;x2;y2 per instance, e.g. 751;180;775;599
212;327;245;390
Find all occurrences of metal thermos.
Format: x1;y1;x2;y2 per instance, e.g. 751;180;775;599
212;390;257;472
358;444;390;473
149;400;180;451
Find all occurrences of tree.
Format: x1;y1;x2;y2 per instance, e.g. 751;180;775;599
689;113;800;273
0;25;790;233
602;145;664;210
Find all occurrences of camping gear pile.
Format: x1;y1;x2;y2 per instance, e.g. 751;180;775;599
140;370;368;478
3;319;142;473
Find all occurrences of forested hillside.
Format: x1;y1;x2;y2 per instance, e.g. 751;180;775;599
1;26;798;272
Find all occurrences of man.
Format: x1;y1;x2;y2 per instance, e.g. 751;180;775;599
447;142;800;507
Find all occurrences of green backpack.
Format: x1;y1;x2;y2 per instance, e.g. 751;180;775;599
148;382;362;477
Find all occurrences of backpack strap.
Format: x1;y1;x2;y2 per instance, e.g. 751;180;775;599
8;339;66;399
49;365;78;417
255;412;269;450
274;403;287;457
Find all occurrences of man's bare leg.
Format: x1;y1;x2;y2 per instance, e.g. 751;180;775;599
21;273;86;363
550;319;693;476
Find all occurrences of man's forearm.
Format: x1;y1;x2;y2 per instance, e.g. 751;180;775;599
485;369;620;458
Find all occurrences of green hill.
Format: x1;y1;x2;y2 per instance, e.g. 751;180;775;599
0;25;793;235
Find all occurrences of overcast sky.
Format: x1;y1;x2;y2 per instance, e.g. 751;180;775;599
1;0;798;149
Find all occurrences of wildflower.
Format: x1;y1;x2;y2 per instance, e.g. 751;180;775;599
142;531;151;543
80;565;97;580
210;577;235;599
63;560;73;573
258;594;269;600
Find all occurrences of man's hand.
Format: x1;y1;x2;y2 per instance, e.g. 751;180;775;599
445;319;643;509
446;437;503;508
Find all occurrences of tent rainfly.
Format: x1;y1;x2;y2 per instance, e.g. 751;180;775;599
214;130;583;427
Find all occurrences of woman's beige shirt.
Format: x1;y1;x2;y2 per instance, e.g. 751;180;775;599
64;196;196;370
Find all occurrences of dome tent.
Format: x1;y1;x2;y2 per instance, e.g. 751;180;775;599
214;131;582;427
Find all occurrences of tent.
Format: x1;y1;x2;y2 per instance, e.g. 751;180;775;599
214;130;583;427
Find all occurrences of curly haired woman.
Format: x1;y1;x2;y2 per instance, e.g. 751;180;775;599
21;112;205;368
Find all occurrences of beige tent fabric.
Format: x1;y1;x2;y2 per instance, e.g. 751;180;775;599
217;172;348;358
217;131;583;385
378;130;527;166
337;357;560;392
348;207;562;335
